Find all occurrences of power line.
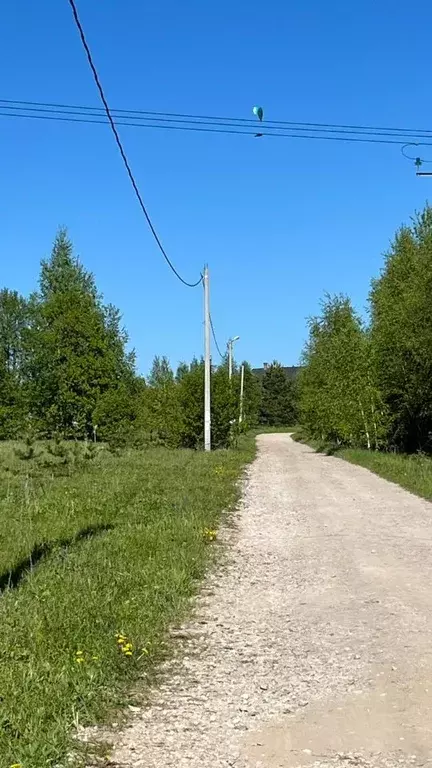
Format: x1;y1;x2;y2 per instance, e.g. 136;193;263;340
4;100;432;142
401;143;432;164
209;313;224;359
66;0;202;288
3;105;432;148
3;97;432;139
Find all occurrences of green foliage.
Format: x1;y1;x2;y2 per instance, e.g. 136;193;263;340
46;432;68;459
25;229;135;439
370;207;432;451
211;364;237;447
175;361;189;382
238;361;261;429
148;355;174;387
145;381;184;447
259;361;297;426
0;228;258;451
93;383;140;444
298;204;432;453
0;289;29;438
298;295;387;448
177;360;205;448
14;434;40;462
134;358;255;450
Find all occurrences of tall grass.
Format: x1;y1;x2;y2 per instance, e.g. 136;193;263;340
0;438;255;767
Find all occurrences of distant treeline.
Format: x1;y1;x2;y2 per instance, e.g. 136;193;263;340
298;203;432;453
0;230;297;448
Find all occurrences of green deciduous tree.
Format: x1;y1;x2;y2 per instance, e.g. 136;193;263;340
93;381;142;444
298;295;386;448
178;360;205;448
236;361;261;429
211;364;237;447
0;289;29;437
370;207;432;451
143;356;183;446
0;229;260;451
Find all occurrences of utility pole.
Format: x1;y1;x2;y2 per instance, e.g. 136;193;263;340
203;265;211;451
239;364;245;424
228;336;240;380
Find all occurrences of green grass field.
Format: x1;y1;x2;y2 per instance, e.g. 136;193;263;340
0;438;255;767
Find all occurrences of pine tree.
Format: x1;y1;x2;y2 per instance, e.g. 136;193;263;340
175;361;189;382
148;356;174;387
145;356;182;446
27;229;135;437
260;362;296;426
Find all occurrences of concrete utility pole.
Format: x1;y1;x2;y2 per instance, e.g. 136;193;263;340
228;336;240;380
203;265;211;452
239;364;245;424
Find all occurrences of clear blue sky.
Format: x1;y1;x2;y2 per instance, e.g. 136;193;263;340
1;0;431;374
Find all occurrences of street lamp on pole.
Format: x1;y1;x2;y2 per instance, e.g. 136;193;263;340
227;336;240;380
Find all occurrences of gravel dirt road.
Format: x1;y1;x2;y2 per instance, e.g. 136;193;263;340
109;434;432;768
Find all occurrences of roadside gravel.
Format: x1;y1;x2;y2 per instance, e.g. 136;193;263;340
106;434;432;768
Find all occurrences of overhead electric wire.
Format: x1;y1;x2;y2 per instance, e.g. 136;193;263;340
4;100;432;142
401;143;432;163
3;97;432;139
66;0;202;288
3;105;432;147
209;314;224;359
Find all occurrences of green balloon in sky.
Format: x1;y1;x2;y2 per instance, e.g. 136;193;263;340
253;105;264;122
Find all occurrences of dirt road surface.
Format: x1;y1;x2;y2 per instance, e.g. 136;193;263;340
109;434;432;768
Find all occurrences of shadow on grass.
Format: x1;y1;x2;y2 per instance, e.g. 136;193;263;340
0;523;115;593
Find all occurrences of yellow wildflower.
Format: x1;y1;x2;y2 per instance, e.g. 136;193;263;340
121;642;134;656
203;528;217;542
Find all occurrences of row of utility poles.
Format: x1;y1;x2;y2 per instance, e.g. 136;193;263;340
203;265;244;452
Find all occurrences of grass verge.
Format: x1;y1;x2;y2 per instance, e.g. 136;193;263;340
293;429;432;501
337;448;432;501
0;438;255;767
